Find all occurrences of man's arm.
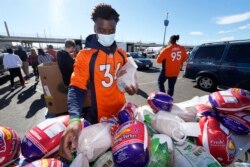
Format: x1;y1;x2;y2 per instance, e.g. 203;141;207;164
67;86;86;119
157;47;168;63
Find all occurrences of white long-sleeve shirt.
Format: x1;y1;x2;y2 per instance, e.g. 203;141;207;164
3;53;23;69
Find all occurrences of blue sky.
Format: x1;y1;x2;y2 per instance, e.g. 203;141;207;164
1;0;250;45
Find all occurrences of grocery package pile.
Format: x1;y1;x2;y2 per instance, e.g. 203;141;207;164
1;88;250;167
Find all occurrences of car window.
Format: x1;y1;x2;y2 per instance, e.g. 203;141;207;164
225;43;250;63
130;53;142;58
193;45;225;62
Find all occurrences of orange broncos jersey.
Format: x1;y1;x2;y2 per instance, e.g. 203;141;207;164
157;44;187;77
70;47;127;121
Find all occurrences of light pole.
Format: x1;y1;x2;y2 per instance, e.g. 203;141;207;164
163;12;169;47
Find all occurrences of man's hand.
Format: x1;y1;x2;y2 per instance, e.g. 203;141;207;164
59;121;82;161
125;83;138;95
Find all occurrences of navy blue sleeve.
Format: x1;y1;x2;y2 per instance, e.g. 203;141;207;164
67;86;87;119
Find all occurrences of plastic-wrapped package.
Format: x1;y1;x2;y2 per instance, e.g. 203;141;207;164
117;102;138;124
197;116;236;166
23;158;68;167
0;126;20;167
147;92;173;112
209;88;250;113
117;57;138;92
91;151;114;167
112;120;150;167
219;111;250;135
170;103;197;122
174;141;221;167
21;115;90;161
148;134;173;167
70;123;112;167
151;111;186;143
152;111;200;144
136;105;157;137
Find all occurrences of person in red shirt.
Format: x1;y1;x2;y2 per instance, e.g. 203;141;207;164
157;35;187;96
59;3;138;161
46;45;57;61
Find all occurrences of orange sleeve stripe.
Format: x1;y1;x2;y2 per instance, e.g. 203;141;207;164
70;50;92;90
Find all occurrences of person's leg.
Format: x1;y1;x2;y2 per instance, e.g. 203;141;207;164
8;69;15;88
167;77;177;96
23;61;30;79
17;68;25;86
158;70;167;92
35;65;39;80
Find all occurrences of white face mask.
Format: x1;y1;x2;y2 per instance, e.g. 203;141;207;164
97;33;115;47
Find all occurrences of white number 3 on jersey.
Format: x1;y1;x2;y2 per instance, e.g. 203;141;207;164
99;63;121;88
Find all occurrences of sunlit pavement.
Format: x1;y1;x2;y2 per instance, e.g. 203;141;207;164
0;59;209;137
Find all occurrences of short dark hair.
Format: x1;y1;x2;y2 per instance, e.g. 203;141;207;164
48;45;53;49
65;39;76;48
170;35;180;44
38;48;45;55
7;48;13;54
91;3;120;23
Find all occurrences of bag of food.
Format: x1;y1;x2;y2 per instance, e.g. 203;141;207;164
209;88;250;113
21;115;89;161
148;134;173;167
70;123;112;167
197;116;236;166
152;111;200;145
112;120;150;167
147;92;173;113
171;103;197;122
136;105;157;137
117;57;138;92
174;141;221;167
91;151;114;167
117;102;138;124
23;158;68;167
0;126;21;167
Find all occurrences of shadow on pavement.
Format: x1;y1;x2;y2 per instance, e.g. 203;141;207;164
0;74;9;86
136;88;149;99
17;82;39;104
140;67;161;73
0;87;25;110
26;94;46;118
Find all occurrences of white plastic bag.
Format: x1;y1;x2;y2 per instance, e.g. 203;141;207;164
117;57;138;92
70;123;112;167
170;103;197;122
151;111;186;144
151;111;200;145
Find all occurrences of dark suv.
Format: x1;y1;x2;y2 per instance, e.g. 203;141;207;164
0;53;7;75
184;40;250;91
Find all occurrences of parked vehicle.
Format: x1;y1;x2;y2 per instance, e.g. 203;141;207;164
0;53;7;75
184;40;250;91
128;52;153;70
145;47;162;58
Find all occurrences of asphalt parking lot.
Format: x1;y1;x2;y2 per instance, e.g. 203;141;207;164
0;59;209;138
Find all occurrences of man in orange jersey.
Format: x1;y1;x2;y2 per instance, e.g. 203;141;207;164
59;4;138;160
157;35;187;96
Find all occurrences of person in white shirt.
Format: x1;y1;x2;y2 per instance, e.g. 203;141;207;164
3;48;25;90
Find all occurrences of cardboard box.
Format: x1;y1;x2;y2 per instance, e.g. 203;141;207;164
38;62;68;115
38;62;91;116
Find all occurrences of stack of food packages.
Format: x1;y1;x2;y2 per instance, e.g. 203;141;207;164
1;88;249;167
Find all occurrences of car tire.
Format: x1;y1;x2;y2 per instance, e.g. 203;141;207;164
197;75;217;91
